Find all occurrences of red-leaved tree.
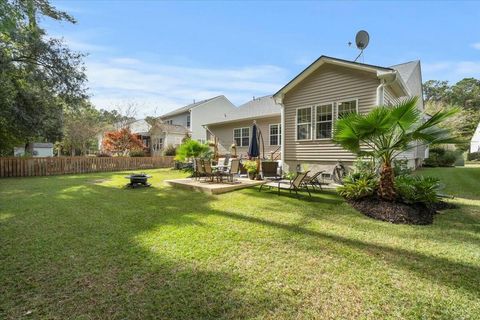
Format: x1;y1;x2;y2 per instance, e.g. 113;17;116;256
102;128;145;156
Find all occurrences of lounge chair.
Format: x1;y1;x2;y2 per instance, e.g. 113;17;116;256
303;171;325;190
260;171;311;197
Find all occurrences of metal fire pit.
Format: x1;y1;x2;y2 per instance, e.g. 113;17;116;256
125;173;152;188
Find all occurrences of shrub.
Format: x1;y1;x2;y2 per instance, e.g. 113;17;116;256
242;160;258;174
96;152;111;157
467;152;480;161
337;167;378;200
393;159;412;176
394;175;441;205
129;149;146;157
175;140;211;161
424;147;457;167
163;144;177;156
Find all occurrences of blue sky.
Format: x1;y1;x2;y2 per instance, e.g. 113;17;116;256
44;1;480;116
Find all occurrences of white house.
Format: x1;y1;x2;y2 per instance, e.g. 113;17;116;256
159;95;236;143
14;143;54;157
471;122;480;153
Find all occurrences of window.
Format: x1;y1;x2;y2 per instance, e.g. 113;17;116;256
270;124;281;146
186;115;191;128
165;120;173;125
296;107;312;140
233;127;250;147
337;100;357;119
315;104;333;139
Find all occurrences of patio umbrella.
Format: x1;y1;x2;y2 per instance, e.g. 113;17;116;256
248;122;260;158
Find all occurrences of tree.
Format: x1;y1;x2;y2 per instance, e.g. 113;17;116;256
423;80;450;102
334;97;457;201
102;128;145;156
61;104;103;156
450;78;480;109
0;0;86;155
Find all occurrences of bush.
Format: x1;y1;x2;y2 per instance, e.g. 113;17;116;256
467;152;480;161
96;152;111;157
163;144;177;156
393;159;412;176
424;147;457;167
337;176;378;200
129;149;146;157
394;175;441;205
175;139;211;161
242;160;258;174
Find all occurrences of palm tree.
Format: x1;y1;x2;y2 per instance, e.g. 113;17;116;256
334;97;457;201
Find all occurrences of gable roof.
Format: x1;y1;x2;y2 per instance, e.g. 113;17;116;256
203;95;280;126
159;95;224;118
274;55;394;99
150;122;188;135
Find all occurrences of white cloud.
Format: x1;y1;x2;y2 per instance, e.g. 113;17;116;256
472;42;480;50
422;61;480;82
85;57;288;117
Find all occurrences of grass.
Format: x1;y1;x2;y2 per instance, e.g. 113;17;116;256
0;167;479;319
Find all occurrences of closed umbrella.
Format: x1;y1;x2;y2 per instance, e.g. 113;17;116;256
248;122;260;158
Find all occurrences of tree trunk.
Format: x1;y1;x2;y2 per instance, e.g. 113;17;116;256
378;163;396;201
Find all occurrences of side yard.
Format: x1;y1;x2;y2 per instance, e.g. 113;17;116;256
0;167;479;319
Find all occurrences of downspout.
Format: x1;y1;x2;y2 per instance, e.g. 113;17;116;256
376;71;397;105
274;94;285;173
376;79;385;106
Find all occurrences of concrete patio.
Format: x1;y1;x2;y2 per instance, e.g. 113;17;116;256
164;177;265;194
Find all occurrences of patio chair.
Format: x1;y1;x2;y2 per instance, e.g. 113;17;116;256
259;161;281;192
238;161;248;178
218;159;240;183
260;171;311;198
202;161;217;183
303;170;325;191
193;158;205;180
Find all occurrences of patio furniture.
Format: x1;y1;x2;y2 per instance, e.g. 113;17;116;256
218;159;240;183
203;161;217;182
260;171;311;197
260;161;281;182
125;173;152;188
238;161;248;178
193;158;205;180
303;171;325;191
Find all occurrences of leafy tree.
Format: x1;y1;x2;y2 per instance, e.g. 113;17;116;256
0;0;86;155
423;80;450;102
334;97;457;201
102;128;145;156
450;78;480;109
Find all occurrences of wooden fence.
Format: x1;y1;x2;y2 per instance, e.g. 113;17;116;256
0;156;175;178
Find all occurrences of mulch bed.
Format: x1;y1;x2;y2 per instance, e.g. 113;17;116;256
348;197;454;225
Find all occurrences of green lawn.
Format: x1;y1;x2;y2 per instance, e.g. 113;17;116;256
0;167;479;319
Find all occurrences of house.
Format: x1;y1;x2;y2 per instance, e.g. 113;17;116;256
149;122;189;156
14;143;54;157
203;95;281;159
159;95;236;143
471;122;480;153
273;55;425;173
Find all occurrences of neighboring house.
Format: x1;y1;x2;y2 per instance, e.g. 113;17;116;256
203;96;281;159
149;122;189;156
159;95;236;143
14;143;54;157
273;55;425;173
471;122;480;153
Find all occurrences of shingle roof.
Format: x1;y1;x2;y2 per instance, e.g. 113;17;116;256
204;95;280;126
159;96;222;118
390;60;419;85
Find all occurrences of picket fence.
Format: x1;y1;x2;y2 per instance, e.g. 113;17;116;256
0;156;175;178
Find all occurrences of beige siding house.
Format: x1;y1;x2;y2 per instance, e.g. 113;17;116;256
203;96;281;159
273;56;424;172
159;95;235;143
149;123;188;156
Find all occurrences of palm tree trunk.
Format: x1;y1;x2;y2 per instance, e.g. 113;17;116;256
378;163;396;201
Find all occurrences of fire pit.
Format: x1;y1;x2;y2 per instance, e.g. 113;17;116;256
125;173;152;188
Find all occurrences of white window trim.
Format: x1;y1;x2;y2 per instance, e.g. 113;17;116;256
269;123;282;146
295;106;313;141
313;102;334;141
233;127;250;147
336;98;359;119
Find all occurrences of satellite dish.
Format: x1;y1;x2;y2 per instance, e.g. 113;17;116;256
355;30;370;50
354;30;369;62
